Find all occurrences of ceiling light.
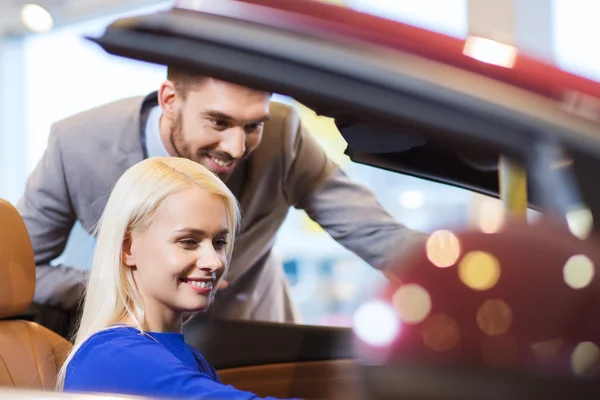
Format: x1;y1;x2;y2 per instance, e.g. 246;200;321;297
463;35;518;68
21;3;54;33
399;190;425;209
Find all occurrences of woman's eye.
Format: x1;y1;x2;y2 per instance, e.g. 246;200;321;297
214;239;228;249
179;239;198;246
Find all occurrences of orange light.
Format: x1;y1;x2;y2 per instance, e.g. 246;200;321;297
476;299;513;336
421;314;460;352
463;35;518;68
392;284;432;324
458;251;501;291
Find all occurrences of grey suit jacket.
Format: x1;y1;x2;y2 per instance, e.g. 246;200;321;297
17;93;426;323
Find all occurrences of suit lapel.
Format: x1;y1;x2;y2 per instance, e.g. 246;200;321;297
115;92;158;176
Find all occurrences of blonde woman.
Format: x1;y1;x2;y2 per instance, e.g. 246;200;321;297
57;157;296;400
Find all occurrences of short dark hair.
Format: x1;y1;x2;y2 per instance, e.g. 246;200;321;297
166;65;273;98
166;65;207;99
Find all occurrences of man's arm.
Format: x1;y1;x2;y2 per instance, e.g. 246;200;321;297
282;108;427;272
17;126;88;310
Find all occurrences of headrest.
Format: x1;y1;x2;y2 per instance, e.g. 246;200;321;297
0;199;35;318
365;220;600;377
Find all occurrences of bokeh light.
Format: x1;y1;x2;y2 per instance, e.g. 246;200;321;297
566;206;594;240
426;230;461;268
458;251;501;291
571;341;599;376
532;338;563;360
476;199;505;234
476;299;513;336
421;314;461;352
563;254;595;289
353;300;400;347
392;284;432;324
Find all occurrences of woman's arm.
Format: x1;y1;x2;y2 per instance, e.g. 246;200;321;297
65;330;297;400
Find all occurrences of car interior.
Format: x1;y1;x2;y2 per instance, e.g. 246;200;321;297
0;198;72;389
3;1;600;399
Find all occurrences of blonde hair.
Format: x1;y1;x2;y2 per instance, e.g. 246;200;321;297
56;156;241;389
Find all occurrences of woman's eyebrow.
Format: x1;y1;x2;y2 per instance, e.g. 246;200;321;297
173;227;230;236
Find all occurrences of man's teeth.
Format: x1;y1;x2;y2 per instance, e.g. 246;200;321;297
187;280;212;288
211;157;233;167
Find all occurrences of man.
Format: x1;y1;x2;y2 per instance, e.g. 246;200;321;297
18;67;426;330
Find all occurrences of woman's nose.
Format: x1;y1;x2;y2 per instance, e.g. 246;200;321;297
195;246;223;272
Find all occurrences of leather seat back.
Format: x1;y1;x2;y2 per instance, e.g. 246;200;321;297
0;199;72;389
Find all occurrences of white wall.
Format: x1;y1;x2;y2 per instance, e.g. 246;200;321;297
22;2;171;175
553;0;600;81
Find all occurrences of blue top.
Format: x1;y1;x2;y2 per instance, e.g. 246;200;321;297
64;326;295;399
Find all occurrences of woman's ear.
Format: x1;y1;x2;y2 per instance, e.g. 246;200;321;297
122;232;136;268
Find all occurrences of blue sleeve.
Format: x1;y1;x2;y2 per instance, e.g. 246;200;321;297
191;348;222;383
65;331;295;400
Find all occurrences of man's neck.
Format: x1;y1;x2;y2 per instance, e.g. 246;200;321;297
158;113;178;157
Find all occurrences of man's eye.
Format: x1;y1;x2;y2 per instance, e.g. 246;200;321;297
245;123;263;133
210;119;228;128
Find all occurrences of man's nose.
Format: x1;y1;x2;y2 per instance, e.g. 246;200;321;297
220;128;246;160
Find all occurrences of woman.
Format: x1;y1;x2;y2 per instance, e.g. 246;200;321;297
57;157;296;400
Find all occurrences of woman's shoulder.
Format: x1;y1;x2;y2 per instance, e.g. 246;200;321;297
85;325;146;343
74;326;152;358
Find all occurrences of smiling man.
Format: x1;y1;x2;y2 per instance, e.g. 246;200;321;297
17;66;426;336
159;69;272;181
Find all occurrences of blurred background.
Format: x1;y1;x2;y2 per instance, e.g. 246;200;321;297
1;0;598;327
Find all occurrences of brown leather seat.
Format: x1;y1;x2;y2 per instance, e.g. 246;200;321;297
0;199;72;389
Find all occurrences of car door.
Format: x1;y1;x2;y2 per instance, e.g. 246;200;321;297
89;1;600;398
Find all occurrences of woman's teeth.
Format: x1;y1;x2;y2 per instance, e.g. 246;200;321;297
188;280;212;288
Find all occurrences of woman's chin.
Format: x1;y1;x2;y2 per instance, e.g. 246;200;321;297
181;302;211;314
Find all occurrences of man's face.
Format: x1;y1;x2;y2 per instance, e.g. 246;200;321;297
166;80;271;181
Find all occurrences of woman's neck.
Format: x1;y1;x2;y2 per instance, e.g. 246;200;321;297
120;312;182;333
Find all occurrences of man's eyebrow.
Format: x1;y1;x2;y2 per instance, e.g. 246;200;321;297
254;114;271;124
203;110;271;124
204;111;234;121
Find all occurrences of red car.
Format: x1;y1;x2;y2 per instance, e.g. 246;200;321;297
3;0;600;399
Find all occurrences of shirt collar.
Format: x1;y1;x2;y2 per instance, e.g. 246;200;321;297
144;105;170;158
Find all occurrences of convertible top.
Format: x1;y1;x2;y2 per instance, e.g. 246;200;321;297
90;0;600;213
188;0;600;106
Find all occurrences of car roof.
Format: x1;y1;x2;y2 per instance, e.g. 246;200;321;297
92;0;600;206
180;0;600;109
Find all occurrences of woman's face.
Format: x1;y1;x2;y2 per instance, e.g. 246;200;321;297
123;186;230;331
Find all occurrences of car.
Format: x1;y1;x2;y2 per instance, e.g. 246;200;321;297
3;0;600;399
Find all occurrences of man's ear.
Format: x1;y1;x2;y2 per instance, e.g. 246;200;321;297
158;79;178;122
122;232;136;268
